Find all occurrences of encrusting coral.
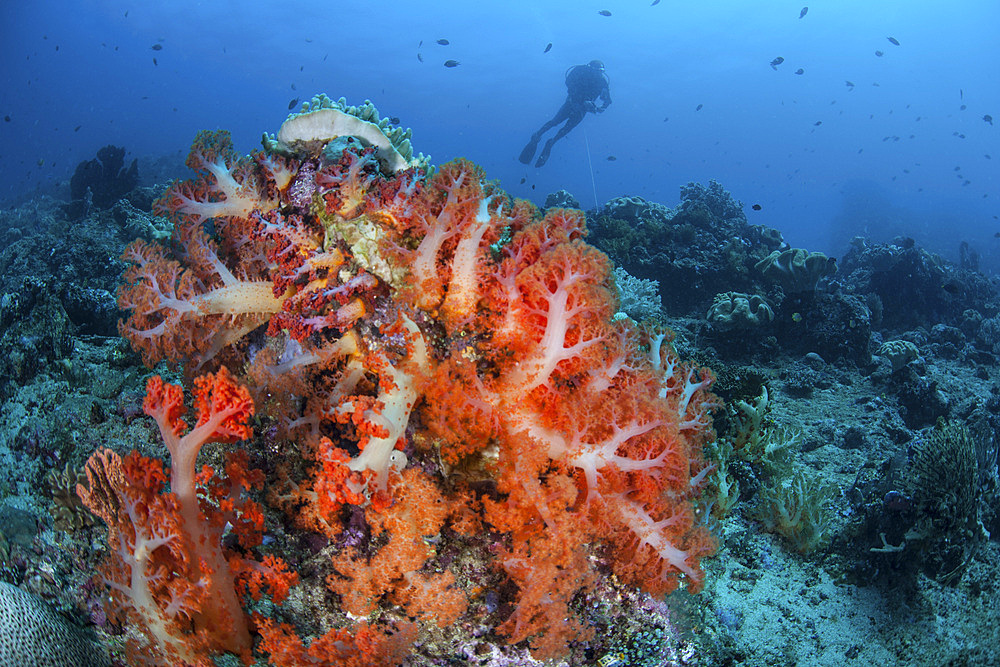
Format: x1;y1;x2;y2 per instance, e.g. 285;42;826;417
0;582;111;666
88;93;720;664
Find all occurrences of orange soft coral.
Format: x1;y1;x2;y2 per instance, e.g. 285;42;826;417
116;100;720;662
328;467;466;625
78;370;294;666
256;618;416;667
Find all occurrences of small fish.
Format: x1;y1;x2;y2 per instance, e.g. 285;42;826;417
124;10;128;17
696;103;703;111
799;6;808;18
875;50;884;57
598;10;612;16
960;89;964;99
520;177;526;184
74;125;81;131
531;184;536;190
436;39;449;45
417;53;423;62
288;98;299;110
151;43;163;51
769;56;784;70
814;121;822;126
389;116;400;124
752;203;762;211
983;114;993;125
651;0;660;5
662;116;669;122
291;83;297;90
887;36;900;46
544;43;552;53
941;281;961;295
791;312;803;323
444;59;460;67
846;80;855;87
606;155;617;161
3;115;9;122
994;232;1000;238
794;68;804;75
37;159;44;166
419;40;423;48
153;57;158;66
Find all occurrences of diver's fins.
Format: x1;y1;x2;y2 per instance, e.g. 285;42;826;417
519;134;541;164
534;139;555;168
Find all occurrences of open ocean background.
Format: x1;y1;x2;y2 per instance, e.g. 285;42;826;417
3;0;998;267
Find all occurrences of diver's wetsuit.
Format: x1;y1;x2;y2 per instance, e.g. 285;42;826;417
520;63;611;168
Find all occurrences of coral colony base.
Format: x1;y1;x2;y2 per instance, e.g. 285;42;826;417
83;94;718;664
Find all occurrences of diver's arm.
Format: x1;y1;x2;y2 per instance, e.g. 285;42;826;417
597;86;611;111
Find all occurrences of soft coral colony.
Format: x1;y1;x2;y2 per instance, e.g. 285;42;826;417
85;93;719;665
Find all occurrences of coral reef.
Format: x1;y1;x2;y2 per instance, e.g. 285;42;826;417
589;186;783;317
66;145;138;219
4;88;1000;667
543;188;580;210
840;236;995;331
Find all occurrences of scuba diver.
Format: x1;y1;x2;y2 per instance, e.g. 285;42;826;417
519;60;611;168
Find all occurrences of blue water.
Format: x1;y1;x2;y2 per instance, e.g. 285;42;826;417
3;0;998;264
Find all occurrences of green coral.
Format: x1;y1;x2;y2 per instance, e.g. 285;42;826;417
754;467;835;554
703;439;741;518
726;387;797;471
